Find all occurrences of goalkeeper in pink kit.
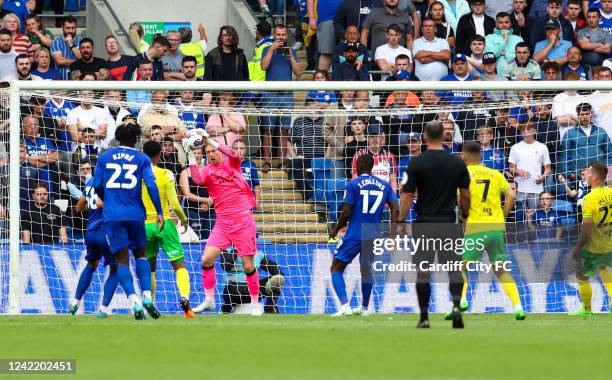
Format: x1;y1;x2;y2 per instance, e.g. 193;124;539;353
182;130;263;315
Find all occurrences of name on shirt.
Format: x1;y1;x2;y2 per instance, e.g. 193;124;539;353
358;177;386;191
112;152;134;162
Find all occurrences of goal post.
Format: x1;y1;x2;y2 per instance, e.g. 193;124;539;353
4;78;612;315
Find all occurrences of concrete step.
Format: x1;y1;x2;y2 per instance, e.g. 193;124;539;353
260;169;288;180
258;202;312;213
259;233;330;244
261;191;302;201
258;223;328;233
260;178;295;191
252;158;282;168
255;213;318;223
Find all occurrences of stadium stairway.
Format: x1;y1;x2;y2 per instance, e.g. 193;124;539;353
253;158;330;244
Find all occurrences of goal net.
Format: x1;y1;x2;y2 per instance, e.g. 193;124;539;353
2;79;611;315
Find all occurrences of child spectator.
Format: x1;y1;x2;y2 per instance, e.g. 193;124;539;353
476;126;507;172
526;191;562;241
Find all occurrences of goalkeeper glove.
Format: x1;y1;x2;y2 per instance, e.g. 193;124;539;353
182;138;197;166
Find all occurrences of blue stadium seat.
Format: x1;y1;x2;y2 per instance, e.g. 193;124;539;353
552;199;576;225
325;177;347;222
311;157;334;203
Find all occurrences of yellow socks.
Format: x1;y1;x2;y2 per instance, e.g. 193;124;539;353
578;280;592;312
176;267;190;299
151;271;156;301
599;268;612;304
499;272;522;310
461;271;468;304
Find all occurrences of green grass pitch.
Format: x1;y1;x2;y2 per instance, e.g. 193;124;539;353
1;314;610;379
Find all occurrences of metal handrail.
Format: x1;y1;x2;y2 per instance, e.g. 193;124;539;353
100;0;138;53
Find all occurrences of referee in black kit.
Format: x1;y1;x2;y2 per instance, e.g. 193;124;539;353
395;120;471;329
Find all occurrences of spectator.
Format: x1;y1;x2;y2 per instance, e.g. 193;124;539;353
562;46;590;80
128;22;148;53
601;0;612;34
398;131;422;179
429;0;456;50
104;35;132;81
161;30;185;81
21;96;62;154
485;12;524;74
552;71;587;138
159;136;183;178
384;76;421;155
533;19;573;65
351;121;398;192
233;140;262;208
529;0;568;20
476;125;507;171
466;35;486;75
502;42;541;80
343;116;368;178
436;0;471;32
308;70;338;109
66;90;108;148
178;146;215;240
249;21;274;82
1;0;29;34
332;42;370;80
508;123;552;225
412;17;451;80
333;0;376;39
333;25;369;66
307;0;343;70
21;116;59;194
531;103;560;161
123;34;170;81
480;52;510;101
440;54;474;105
558;168;589;219
138;90;185;162
508;89;536;127
360;0;416;55
177;23;208;79
0;28;17;79
530;0;576;52
24;14;52;51
455;82;493;141
288;96;327;202
68;37;108;79
375;24;413;79
1;53;41;81
577;8;612;67
526;191;562;241
73;127;99;165
2;13;32;60
32;47;60;80
206;92;246;147
542;60;561;79
509;0;535;46
588;65;612;136
21;183;68;244
260;23;301;172
485;0;512;18
455;0;495;56
175;91;205;132
43;93;75;154
50;15;81;80
204;26;250;81
486;108;517;156
566;0;586;33
220;248;284;314
559;103;611;181
125;59;154;112
441;118;461;153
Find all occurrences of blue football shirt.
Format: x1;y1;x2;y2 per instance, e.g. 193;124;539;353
84;177;104;230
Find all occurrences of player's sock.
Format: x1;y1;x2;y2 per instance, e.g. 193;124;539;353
202;265;216;301
151;271;156;301
117;264;137;300
416;281;431;321
499;272;522;309
331;271;348;305
134;258;152;299
75;264;95;301
599;268;612;301
361;281;373;309
461;271;468;304
101;270;119;307
246;269;260;304
448;271;463;309
175;268;190;299
578;279;593;312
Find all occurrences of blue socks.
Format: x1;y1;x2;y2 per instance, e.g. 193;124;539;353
331;271;348;305
102;270;119;307
117;264;136;297
361;282;373;309
75;264;95;300
135;258;152;294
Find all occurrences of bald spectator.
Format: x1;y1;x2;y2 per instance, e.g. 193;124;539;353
530;0;576;52
533;19;573;65
455;0;495;56
162;30;185;80
577;8;612;67
412;17;451;80
361;0;415;55
562;46;590;80
485;12;524;74
333;25;369;66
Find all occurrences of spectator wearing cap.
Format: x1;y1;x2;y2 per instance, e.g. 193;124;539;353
577;8;612;67
398;131;422;180
333;25;369;67
332;42;370;80
561;46;590;80
439;54;474;105
530;0;576;52
351;121;398;192
502;42;541;80
466;34;486;75
288;95;327;202
480;52;510;101
307;0;343;70
360;0;416;56
375;24;413;80
533;18;573;65
509;0;535;46
455;0;495;56
204;26;250;81
435;0;471;33
249;21;274;82
485;12;524;75
412;17;451;81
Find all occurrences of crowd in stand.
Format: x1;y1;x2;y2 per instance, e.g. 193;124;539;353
0;0;611;244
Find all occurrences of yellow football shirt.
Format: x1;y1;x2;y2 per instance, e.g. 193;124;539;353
142;166;174;224
582;186;612;254
465;164;511;234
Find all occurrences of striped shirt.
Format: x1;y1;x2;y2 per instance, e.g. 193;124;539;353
50;35;81;80
351;147;397;185
289;116;326;159
13;33;33;59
